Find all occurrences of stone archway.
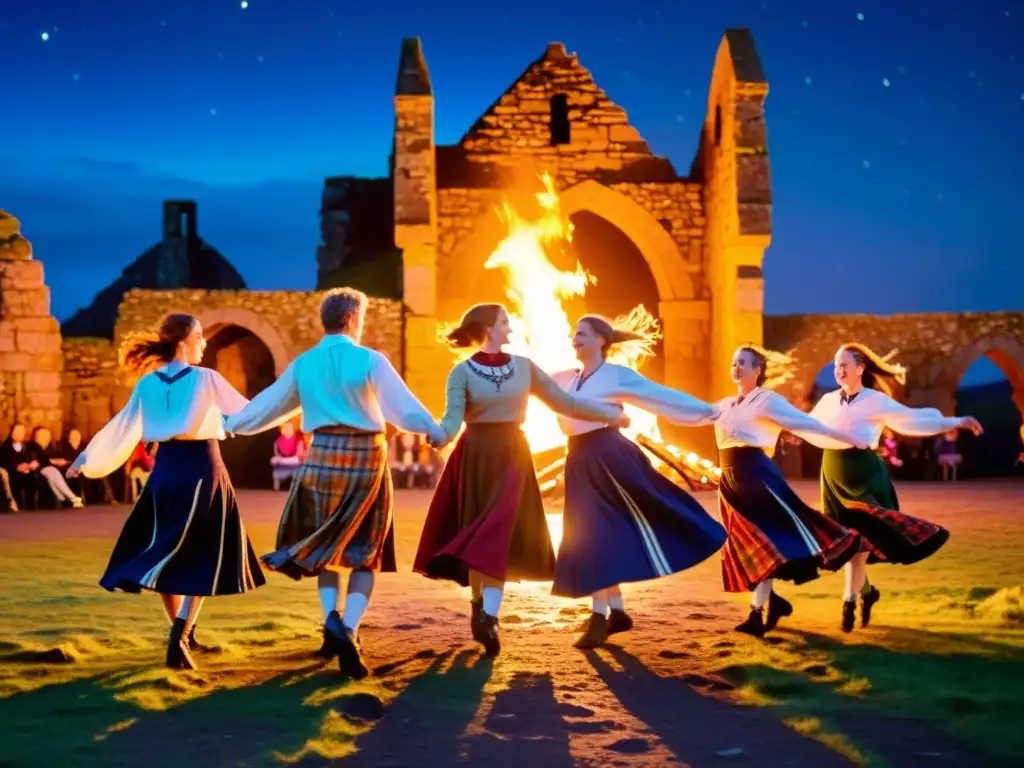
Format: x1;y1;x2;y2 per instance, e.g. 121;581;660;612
197;307;291;377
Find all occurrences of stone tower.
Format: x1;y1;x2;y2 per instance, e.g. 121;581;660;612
695;29;772;399
392;37;442;412
0;211;64;436
161;200;198;287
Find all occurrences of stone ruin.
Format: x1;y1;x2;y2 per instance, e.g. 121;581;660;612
0;211;64;437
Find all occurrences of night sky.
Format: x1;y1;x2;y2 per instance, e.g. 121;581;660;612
2;2;1021;383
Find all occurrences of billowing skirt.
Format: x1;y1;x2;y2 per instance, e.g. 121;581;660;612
99;439;265;596
262;428;395;580
718;447;861;593
414;422;554;586
821;448;948;565
553;428;727;598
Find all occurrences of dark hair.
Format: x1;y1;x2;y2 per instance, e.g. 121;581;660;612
321;287;368;334
838;343;906;396
578;314;644;359
119;314;197;374
737;345;768;387
447;303;505;349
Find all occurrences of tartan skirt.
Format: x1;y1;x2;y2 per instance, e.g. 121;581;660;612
821;448;949;565
718;447;862;593
261;428;395;579
99;440;265;596
414;422;555;586
553;427;727;598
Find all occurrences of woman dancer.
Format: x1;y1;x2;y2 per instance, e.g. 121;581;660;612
811;343;982;632
553;314;727;649
68;313;265;669
413;303;629;656
716;345;869;637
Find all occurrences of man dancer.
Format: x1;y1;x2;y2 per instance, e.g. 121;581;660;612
225;288;445;677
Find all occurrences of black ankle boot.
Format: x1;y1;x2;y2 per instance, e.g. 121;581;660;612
573;613;609;649
187;626;214;653
607;609;634;636
166;618;197;670
473;613;501;656
764;592;793;632
735;608;766;637
841;600;857;633
861;586;881;627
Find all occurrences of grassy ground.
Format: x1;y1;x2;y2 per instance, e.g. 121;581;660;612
0;483;1021;766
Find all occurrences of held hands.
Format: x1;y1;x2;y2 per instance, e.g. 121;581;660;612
426;425;451;450
959;416;983;436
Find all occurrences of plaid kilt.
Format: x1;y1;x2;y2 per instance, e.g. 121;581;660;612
718;447;862;593
261;428;395;579
821;448;948;565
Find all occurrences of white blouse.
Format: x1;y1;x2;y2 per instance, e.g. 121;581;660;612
810;387;962;450
714;387;857;451
77;363;249;478
554;364;719;437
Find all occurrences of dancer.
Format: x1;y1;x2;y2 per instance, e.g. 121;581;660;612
67;313;264;670
716;345;869;637
553;314;728;649
224;288;446;678
811;343;982;632
413;303;629;656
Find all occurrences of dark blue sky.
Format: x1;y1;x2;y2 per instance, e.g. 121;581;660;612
1;1;1021;385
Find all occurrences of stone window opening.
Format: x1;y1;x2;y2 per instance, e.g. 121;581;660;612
714;105;722;146
550;93;570;146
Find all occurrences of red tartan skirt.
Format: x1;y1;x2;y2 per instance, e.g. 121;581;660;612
718;447;862;593
413;422;555;586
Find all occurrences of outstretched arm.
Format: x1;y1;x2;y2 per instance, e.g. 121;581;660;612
370;352;445;442
69;389;144;478
529;361;626;425
875;393;981;437
763;392;866;450
613;367;719;427
224;363;301;436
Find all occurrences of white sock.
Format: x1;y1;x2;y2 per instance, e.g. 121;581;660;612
343;570;375;633
317;571;340;618
845;553;868;601
481;585;504;617
591;590;610;616
607;586;625;612
751;580;773;610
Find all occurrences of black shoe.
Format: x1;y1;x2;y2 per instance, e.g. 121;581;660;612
336;627;369;679
574;613;609;649
735;608;766;637
187;626;215;653
314;624;342;659
473;613;501;656
861;586;881;628
841;600;856;633
166;618;197;670
764;592;793;632
471;598;483;624
607;609;633;636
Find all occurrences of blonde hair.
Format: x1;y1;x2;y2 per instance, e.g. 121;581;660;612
735;343;797;391
838;343;907;396
577;305;661;367
119;314;197;375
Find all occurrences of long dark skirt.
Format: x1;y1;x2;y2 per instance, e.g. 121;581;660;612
99;440;265;596
718;447;862;593
553;428;727;598
821;448;948;565
262;428;395;580
414;422;554;586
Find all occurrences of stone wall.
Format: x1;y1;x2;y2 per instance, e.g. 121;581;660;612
61;337;122;437
457;42;678;187
0;211;64;437
765;312;1024;413
62;289;405;435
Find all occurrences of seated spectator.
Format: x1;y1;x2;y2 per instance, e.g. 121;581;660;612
29;427;84;508
127;441;156;501
270;422;305;490
878;429;903;469
935;431;962;482
0;423;41;509
0;466;16;513
53;428;116;505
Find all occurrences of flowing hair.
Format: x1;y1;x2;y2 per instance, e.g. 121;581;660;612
838;342;907;397
119;313;198;375
442;303;505;349
735;343;797;391
577;305;661;369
